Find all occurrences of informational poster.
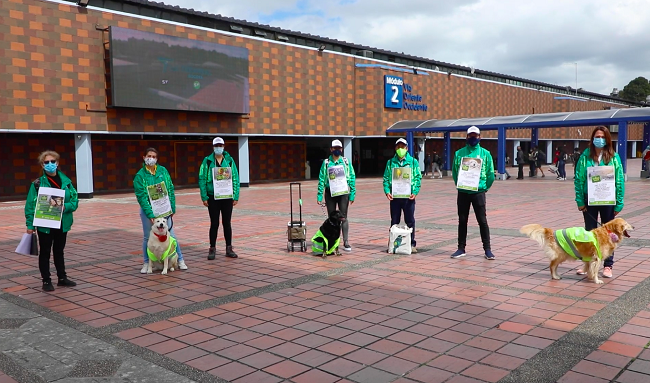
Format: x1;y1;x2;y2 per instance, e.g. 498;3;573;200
328;165;349;197
212;167;234;200
147;182;173;217
391;167;412;198
33;187;65;229
587;166;616;206
456;157;483;191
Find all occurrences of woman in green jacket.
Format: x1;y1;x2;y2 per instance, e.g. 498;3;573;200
134;148;188;273
24;151;78;292
574;126;625;278
198;137;240;259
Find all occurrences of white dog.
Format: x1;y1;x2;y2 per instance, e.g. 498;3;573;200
146;217;178;275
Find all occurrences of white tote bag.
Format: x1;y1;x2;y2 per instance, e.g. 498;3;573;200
388;224;412;255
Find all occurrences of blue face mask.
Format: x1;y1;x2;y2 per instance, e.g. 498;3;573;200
332;149;342;156
593;138;606;148
467;137;480;147
214;147;224;155
44;162;57;173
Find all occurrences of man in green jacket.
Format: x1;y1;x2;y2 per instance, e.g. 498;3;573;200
451;126;496;260
316;139;356;251
383;138;422;253
199;137;240;259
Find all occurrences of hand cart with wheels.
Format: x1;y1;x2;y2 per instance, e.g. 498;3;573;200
287;182;307;252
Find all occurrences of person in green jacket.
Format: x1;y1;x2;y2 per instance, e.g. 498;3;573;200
451;126;496;260
134;147;188;273
25;150;78;292
574;126;625;278
199;137;240;259
383;138;422;253
316;139;356;251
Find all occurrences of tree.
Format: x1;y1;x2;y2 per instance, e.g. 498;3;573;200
618;77;650;102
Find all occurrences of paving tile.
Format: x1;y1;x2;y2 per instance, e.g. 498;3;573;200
461;364;509;382
232;370;283;383
239;351;285;369
264;360;311;379
165;346;208;363
186;354;230;371
572;359;622;381
407;365;456;383
291;368;340;383
372;356;419;375
497;343;540;359
347;367;399;383
480;353;525;370
208;361;257;381
345;349;389;365
616;370;650;383
585;350;632;368
557;371;610;383
598;341;644;358
292;349;338;367
319;358;365;377
318;340;360;356
427;355;474;373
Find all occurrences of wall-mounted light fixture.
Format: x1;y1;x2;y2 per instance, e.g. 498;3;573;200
318;44;326;52
77;0;89;6
412;68;418;75
230;25;244;33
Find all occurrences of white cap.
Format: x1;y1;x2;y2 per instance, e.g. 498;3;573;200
212;137;225;145
467;126;480;135
395;138;408;146
331;139;343;148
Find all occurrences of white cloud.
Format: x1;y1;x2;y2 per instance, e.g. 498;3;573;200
156;0;650;95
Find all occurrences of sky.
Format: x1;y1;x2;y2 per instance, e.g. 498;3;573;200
157;0;650;96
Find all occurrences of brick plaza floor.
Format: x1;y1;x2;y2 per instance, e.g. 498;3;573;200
1;160;650;383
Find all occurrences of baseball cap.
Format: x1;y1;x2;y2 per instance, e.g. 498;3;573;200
331;139;343;148
395;138;408;146
212;137;225;146
467;126;480;135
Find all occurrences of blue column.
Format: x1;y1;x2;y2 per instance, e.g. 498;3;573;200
406;131;414;156
530;127;539;149
444;131;451;171
617;121;628;176
641;122;650;171
497;126;506;177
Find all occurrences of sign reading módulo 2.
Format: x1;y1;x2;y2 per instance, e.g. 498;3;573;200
384;75;428;111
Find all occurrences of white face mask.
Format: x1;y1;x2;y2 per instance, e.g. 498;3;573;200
214;147;224;155
144;157;157;166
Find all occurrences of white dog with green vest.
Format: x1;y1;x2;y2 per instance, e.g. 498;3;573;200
147;217;178;275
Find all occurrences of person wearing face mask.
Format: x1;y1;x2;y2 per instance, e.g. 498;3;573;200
24;151;79;292
451;126;496;260
134;147;188;273
316;139;356;251
574;126;625;278
199;137;241;259
383;138;422;253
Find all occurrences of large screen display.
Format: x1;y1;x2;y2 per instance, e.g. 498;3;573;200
109;27;249;114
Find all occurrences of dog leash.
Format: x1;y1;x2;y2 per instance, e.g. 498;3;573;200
582;210;603;227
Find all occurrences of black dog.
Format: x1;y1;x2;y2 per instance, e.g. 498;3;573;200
314;210;346;257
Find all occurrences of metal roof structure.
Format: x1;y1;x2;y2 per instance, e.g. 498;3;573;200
387;108;650;134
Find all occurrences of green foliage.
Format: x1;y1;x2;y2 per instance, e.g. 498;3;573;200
619;77;650;102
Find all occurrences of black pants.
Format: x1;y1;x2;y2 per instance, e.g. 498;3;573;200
208;198;234;247
529;162;536;177
390;198;416;247
324;190;350;242
457;192;491;251
38;229;68;283
583;205;615;268
517;163;524;179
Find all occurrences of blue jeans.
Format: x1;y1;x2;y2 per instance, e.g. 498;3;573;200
558;160;566;178
140;209;184;263
390;199;416;247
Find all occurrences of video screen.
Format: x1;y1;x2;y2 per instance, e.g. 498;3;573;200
109;27;249;114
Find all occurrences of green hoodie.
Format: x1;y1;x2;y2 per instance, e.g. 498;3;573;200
317;155;356;202
382;153;422;196
452;144;495;194
133;164;176;219
574;148;625;212
25;171;79;234
198;151;240;201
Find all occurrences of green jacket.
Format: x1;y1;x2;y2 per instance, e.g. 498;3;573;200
198;152;240;201
317;155;356;202
382;153;422;195
25;171;79;234
555;227;602;261
134;164;176;219
452;144;495;194
574;148;625;212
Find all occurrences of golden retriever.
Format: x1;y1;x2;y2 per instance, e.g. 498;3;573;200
520;218;633;284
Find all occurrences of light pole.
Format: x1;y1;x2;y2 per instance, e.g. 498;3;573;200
575;62;578;95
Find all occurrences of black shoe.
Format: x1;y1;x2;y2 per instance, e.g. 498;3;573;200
57;278;76;287
208;247;216;260
506;176;511;179
225;246;238;258
42;281;55;292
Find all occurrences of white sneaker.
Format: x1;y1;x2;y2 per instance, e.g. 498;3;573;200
140;263;148;274
178;260;188;270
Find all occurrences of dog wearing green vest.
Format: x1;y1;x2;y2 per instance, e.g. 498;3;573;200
520;218;633;284
147;217;179;275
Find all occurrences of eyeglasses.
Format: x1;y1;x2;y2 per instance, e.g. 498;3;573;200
43;160;57;164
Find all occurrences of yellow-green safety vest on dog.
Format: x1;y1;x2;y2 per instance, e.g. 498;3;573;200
147;236;178;262
555;227;602;261
311;229;340;255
